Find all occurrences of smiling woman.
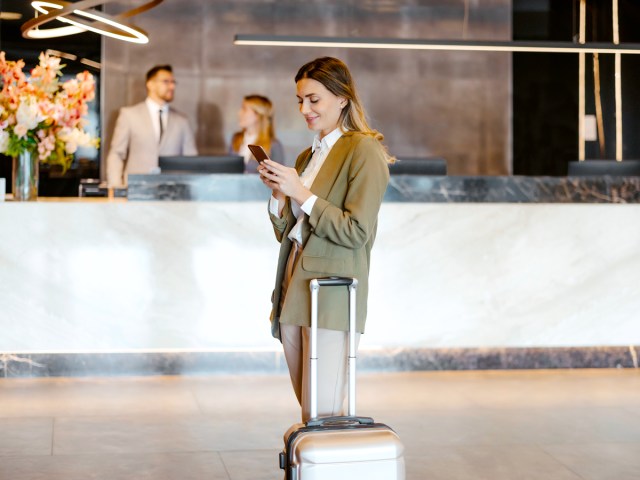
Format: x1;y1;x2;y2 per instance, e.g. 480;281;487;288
258;56;393;423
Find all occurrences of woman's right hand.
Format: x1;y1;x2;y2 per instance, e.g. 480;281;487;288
258;163;286;202
260;159;312;206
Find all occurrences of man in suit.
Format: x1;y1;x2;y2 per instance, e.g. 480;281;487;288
106;65;197;187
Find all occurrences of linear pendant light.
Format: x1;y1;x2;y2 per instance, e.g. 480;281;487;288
234;34;640;55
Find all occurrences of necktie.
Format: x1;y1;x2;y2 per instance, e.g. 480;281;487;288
158;108;164;142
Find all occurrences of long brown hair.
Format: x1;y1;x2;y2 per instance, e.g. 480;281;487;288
231;94;275;153
295;57;394;163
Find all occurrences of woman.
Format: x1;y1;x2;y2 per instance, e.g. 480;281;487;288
229;94;285;173
258;57;392;422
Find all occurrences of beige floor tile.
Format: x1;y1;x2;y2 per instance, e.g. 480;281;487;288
187;374;300;416
452;369;640;409
220;450;283;480
623;406;640;418
357;371;479;410
0;418;53;456
1;369;639;479
389;406;640;450
381;411;514;452
484;407;640;445
405;445;584;480
0;451;230;480
52;413;287;455
0;376;201;417
542;443;640;480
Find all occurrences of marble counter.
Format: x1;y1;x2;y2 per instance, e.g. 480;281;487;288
127;174;640;203
1;200;639;375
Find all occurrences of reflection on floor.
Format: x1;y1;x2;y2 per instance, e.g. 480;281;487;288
0;369;639;480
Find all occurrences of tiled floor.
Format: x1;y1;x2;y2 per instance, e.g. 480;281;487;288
0;369;639;479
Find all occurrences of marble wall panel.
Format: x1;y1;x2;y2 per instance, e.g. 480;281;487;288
1;202;638;353
101;0;511;176
127;174;640;203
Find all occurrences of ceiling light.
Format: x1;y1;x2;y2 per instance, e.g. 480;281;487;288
45;49;78;61
234;34;640;55
0;11;23;20
22;0;163;44
80;58;101;69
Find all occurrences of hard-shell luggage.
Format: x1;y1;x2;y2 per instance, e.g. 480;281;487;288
279;277;405;480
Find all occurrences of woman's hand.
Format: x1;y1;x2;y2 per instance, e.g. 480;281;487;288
259;159;313;206
258;161;284;201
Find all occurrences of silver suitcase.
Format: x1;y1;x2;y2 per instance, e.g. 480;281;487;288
279;277;405;480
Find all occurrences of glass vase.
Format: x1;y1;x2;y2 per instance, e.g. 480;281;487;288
12;150;39;201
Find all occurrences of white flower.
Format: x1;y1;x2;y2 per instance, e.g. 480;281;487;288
0;130;9;153
16;97;44;131
59;127;93;154
14;123;28;138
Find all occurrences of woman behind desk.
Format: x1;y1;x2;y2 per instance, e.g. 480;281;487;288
258;57;392;422
229;94;285;173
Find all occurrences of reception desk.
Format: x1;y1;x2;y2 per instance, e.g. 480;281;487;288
1;174;639;376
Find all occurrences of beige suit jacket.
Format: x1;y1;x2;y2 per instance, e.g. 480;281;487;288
106;101;197;187
269;132;389;335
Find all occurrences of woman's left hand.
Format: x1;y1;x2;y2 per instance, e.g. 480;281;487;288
259;159;312;205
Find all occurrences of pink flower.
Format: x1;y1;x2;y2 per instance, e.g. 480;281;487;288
14;123;28;138
0;50;98;167
37;134;55;160
63;79;80;96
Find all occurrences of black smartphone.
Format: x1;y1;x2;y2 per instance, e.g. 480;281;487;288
248;144;270;164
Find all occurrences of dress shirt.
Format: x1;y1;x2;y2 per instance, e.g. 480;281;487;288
269;127;343;245
145;98;168;143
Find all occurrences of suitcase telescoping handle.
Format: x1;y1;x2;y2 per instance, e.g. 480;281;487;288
309;277;359;422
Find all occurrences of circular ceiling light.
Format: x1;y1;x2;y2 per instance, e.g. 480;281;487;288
21;0;164;44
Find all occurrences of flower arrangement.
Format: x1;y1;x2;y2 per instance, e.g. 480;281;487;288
0;51;99;171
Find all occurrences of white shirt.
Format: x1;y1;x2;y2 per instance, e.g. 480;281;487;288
145;98;168;143
269;128;343;245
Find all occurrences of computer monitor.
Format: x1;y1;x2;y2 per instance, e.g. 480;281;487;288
568;160;640;176
158;155;244;174
388;157;447;175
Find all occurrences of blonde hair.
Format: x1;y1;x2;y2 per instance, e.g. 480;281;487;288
232;94;276;154
295;57;394;163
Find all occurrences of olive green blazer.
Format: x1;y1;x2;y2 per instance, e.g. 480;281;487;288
268;132;389;337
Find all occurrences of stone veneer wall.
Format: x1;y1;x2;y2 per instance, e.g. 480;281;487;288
101;0;511;176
